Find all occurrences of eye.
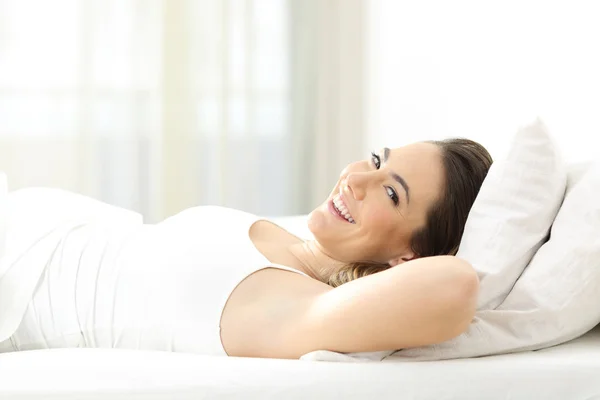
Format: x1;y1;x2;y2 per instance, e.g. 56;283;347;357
371;151;400;206
386;186;399;206
370;151;381;169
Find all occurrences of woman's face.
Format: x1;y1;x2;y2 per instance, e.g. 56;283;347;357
308;142;444;267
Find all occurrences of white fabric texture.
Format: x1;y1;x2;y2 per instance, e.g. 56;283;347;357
0;172;7;261
0;188;144;344
3;324;600;400
458;117;567;310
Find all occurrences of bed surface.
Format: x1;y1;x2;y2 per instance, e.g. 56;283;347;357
2;324;600;400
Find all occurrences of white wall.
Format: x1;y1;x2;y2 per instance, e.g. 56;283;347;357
367;0;600;162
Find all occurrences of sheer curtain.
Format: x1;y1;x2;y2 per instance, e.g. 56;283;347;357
0;0;367;223
290;0;368;212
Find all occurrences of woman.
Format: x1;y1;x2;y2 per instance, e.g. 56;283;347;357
0;138;492;359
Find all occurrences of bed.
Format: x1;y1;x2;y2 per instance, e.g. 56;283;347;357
0;323;599;399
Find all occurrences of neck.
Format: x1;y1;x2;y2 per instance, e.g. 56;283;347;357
287;240;345;284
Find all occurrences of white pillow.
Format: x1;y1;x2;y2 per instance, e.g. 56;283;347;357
456;117;567;310
0;172;7;261
390;159;600;361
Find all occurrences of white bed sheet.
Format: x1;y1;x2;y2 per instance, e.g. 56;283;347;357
2;324;600;400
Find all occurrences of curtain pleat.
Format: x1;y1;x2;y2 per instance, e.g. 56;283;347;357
0;0;367;222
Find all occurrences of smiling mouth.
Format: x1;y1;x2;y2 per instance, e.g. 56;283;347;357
332;194;355;223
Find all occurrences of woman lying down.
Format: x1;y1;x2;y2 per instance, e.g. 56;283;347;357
0;139;492;359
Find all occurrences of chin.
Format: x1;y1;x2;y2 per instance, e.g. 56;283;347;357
307;202;331;238
306;209;320;236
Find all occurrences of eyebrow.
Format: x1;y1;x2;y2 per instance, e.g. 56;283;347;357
383;147;410;204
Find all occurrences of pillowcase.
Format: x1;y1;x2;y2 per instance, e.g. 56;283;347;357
390;159;600;361
0;172;6;261
456;117;567;310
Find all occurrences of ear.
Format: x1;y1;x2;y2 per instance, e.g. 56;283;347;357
388;251;417;267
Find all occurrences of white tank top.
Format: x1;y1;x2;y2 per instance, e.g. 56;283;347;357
0;189;310;356
86;205;310;355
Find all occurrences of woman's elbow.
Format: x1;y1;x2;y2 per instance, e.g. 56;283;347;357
441;257;479;341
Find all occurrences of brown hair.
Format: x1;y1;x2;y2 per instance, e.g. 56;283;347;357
327;138;493;287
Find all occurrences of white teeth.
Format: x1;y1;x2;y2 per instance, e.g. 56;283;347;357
333;194;355;223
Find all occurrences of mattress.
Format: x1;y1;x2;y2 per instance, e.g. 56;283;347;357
1;324;600;400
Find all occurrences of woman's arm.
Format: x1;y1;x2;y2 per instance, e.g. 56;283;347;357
299;255;478;354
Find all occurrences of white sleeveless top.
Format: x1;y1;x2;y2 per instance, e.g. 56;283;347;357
0;188;310;356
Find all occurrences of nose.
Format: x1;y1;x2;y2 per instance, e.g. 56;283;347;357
344;171;370;201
